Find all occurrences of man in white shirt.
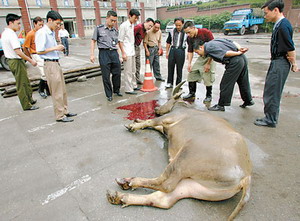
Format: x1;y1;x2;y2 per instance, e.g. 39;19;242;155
118;9;140;94
1;13;38;111
58;24;70;56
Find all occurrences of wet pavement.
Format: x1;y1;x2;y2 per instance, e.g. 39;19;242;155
0;33;300;221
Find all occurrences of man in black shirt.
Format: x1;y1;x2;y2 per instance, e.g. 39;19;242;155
193;39;254;112
254;0;299;128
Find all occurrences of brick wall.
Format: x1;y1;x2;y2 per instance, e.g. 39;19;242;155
74;0;84;37
17;0;31;33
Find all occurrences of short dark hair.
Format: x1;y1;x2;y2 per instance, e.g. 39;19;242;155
261;0;284;12
33;16;43;24
6;13;21;25
183;20;194;30
129;9;140;17
193;39;205;50
154;20;161;25
145;18;154;24
46;10;63;21
174;17;184;24
107;10;117;18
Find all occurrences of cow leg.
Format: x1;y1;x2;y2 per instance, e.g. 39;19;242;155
108;178;241;209
125;118;164;133
116;158;184;192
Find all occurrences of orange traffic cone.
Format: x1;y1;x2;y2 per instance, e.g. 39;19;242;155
141;59;158;92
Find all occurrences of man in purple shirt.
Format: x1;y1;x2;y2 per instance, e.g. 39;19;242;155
134;18;154;85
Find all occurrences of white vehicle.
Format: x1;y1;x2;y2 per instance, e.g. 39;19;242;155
165;20;202;33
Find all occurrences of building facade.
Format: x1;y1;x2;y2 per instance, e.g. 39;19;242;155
0;0;156;38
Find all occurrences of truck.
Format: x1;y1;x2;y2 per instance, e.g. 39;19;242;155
223;8;264;35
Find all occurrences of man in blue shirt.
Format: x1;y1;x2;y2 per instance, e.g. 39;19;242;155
35;11;76;122
254;0;299;128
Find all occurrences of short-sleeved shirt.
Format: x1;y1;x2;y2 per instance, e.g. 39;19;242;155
144;29;161;47
118;20;135;56
187;28;214;53
166;28;186;48
35;25;60;59
134;23;146;46
204;38;238;64
92;24;119;50
1;28;21;59
58;29;69;38
271;18;295;59
23;29;37;54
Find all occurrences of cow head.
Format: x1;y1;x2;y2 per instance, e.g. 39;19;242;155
155;81;186;116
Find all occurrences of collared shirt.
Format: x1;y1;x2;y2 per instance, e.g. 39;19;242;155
23;29;37;54
118;20;135;56
92;24;119;50
35;25;60;59
58;29;69;38
144;29;161;47
134;23;146;46
271;17;295;59
273;16;284;30
204;38;238;64
187;28;214;53
166;28;186;48
1;28;21;59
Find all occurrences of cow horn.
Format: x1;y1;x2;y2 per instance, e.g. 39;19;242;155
172;81;186;96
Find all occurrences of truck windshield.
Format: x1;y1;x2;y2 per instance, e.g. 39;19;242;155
231;15;245;20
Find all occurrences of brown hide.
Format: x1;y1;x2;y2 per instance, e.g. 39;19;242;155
107;95;252;221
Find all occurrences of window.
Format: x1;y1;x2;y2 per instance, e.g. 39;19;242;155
36;0;42;6
64;0;69;7
84;0;91;7
2;0;9;6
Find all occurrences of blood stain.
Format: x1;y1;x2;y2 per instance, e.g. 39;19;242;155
117;100;159;120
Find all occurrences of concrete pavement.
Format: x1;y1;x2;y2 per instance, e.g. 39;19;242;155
0;33;299;221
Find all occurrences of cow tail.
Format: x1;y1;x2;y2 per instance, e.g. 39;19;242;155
227;176;251;221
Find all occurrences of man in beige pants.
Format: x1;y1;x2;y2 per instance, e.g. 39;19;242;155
35;10;76;122
118;9;140;95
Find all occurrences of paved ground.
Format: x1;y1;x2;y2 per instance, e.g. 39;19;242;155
0;33;299;221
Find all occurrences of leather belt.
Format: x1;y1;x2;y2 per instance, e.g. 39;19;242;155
44;59;59;62
100;48;116;51
171;46;185;49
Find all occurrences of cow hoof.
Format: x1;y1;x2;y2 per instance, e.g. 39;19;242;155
124;124;134;132
106;190;123;205
116;178;133;190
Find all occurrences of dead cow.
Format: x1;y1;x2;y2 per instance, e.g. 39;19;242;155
107;82;252;221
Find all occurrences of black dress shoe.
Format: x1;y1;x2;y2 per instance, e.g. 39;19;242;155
136;80;143;85
133;87;140;91
240;100;255;108
107;97;113;101
31;99;37;105
114;92;123;96
66;112;77;117
208;104;225;111
125;91;137;95
254;119;276;128
156;78;165;81
25;105;39;111
183;93;195;100
56;116;74;123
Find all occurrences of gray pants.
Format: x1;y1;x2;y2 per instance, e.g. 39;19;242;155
134;45;141;83
147;46;162;79
218;54;252;106
263;57;290;124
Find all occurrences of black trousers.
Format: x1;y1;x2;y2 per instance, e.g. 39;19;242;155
218;54;252;106
167;47;185;85
98;49;121;98
263;57;290;124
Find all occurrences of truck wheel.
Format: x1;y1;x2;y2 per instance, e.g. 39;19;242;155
224;31;229;35
239;26;246;35
0;54;10;71
252;25;259;34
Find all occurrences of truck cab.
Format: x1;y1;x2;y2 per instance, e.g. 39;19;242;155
223;8;264;35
